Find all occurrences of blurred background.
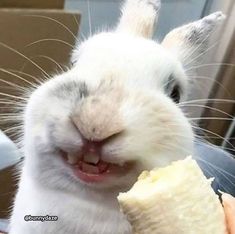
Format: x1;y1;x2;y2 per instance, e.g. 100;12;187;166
0;0;234;229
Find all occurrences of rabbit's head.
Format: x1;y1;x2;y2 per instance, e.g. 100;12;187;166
23;0;225;191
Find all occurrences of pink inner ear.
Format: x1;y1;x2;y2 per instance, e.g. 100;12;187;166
161;12;225;63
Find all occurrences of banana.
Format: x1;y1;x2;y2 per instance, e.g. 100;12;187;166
118;157;227;234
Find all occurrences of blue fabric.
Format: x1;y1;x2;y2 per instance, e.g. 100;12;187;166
194;141;235;197
0;218;8;233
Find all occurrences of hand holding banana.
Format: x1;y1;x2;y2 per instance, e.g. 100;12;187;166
222;193;235;234
118;157;235;234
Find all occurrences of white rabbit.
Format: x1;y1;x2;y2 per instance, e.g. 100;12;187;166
9;0;225;233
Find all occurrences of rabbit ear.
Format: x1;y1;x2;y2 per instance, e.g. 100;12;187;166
116;0;161;38
162;12;226;65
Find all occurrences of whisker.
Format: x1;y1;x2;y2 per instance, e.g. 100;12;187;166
29;55;65;73
195;157;235;186
162;132;197;139
181;104;234;118
0;101;23;105
166;122;233;149
0;79;28;92
161;142;234;191
0;68;39;89
160;142;192;157
87;0;92;36
0;99;25;105
195;139;235;154
165;125;235;148
179;98;235;105
185;63;235;72
0;116;22;120
5;132;23;139
0;107;24;114
73;14;79;28
0;191;18;197
191;125;235;150
24;15;78;41
184;40;219;67
0;117;22;123
0;109;23;113
4;126;23;134
7;69;45;85
190;117;233;121
0;114;23;121
0;92;27;100
181;28;213;59
79;32;88;42
0;41;50;77
188;76;231;96
25;38;74;49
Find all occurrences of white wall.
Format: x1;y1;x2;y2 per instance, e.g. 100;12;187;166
65;0;207;40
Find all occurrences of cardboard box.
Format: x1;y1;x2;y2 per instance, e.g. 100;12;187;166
0;8;80;135
0;0;65;9
0;8;80;219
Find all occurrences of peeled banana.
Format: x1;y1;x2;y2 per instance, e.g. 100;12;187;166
118;157;227;234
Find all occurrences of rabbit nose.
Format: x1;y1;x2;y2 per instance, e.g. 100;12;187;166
71;96;124;142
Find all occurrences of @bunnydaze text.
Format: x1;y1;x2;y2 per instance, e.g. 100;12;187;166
24;215;58;222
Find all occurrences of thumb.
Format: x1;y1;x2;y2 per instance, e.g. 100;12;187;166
222;193;235;234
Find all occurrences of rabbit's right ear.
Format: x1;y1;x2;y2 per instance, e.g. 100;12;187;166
116;0;161;39
161;12;225;65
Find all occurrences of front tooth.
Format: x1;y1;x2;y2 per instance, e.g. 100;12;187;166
84;153;100;164
67;153;79;165
82;162;99;174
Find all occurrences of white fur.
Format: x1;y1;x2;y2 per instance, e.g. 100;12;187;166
117;0;161;37
10;1;224;233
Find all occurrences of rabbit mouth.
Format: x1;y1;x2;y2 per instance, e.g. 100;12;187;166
62;152;133;183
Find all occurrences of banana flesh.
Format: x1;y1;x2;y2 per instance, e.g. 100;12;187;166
118;157;227;234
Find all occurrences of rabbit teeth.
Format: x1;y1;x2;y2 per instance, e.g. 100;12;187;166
83;153;100;164
67;153;79;165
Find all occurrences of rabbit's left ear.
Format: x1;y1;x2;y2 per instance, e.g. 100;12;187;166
117;0;161;38
162;12;226;65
